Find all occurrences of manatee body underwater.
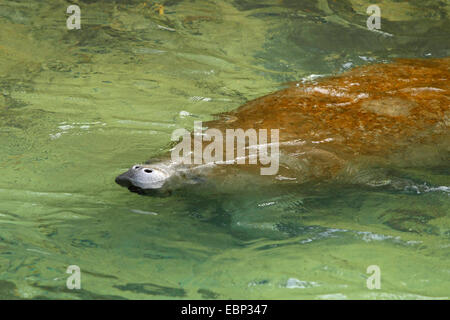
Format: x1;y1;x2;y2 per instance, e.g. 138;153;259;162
116;58;450;195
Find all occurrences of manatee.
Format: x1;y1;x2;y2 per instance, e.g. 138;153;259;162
116;58;450;195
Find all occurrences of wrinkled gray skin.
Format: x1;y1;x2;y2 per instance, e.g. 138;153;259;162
115;161;205;195
115;161;431;197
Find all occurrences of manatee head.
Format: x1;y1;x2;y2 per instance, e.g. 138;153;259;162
115;163;174;194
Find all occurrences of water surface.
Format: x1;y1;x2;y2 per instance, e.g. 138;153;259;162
0;0;449;299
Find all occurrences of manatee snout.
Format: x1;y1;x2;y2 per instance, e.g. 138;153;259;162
115;169;135;188
115;164;173;193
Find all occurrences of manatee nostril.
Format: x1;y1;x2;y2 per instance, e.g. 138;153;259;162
133;165;141;170
144;169;153;173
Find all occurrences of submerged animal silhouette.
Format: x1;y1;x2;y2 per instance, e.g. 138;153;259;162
116;58;449;194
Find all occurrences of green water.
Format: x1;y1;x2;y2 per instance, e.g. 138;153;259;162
0;0;449;299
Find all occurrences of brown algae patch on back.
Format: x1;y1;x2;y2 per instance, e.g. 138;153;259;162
202;58;450;182
361;97;418;117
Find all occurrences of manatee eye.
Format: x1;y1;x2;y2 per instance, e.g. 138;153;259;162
144;169;153;173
